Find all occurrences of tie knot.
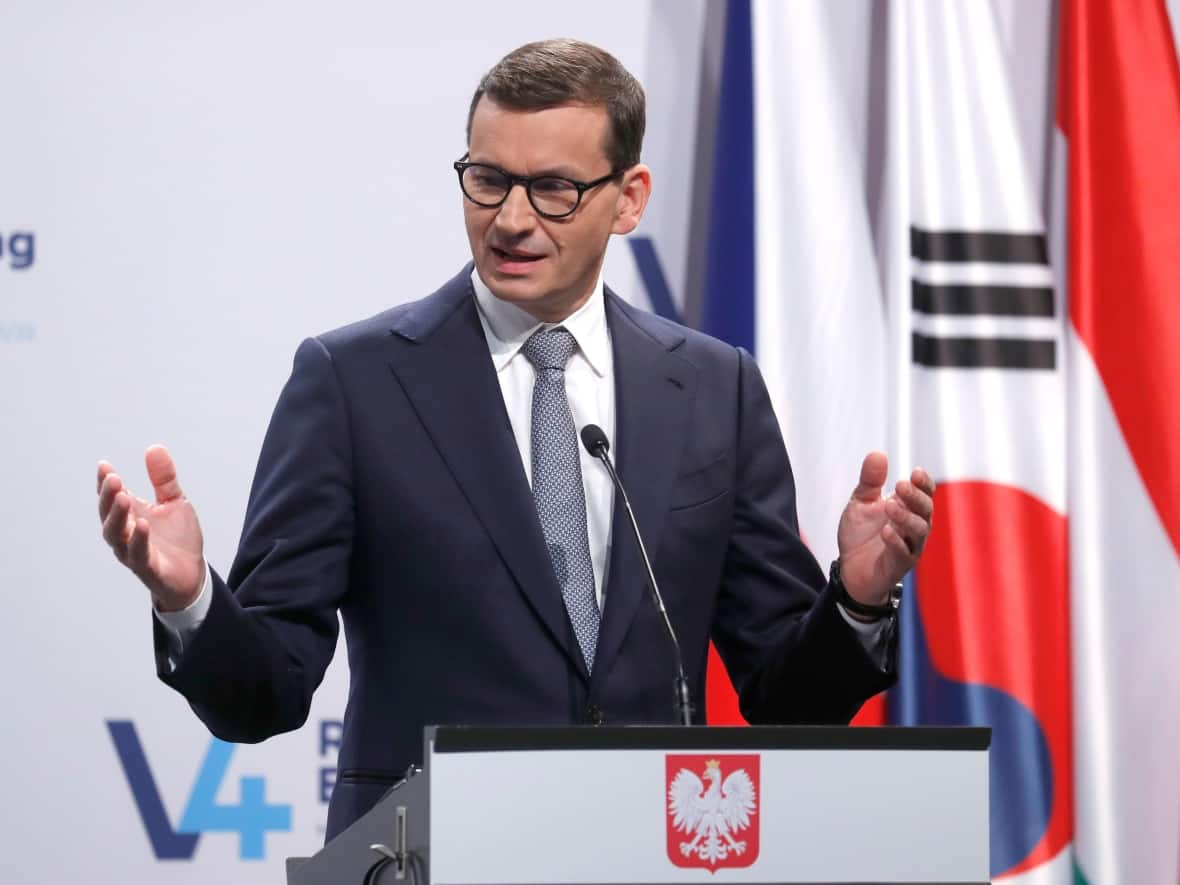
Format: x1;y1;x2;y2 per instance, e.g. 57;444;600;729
522;327;578;371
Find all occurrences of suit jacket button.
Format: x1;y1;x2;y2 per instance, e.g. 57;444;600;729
586;705;605;726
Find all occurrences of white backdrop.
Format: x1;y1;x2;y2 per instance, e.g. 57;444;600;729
12;2;1170;883
0;2;690;880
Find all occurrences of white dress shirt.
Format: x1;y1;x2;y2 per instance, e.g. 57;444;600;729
470;269;616;607
157;269;888;667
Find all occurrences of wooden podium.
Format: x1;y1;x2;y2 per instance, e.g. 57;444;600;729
288;726;990;884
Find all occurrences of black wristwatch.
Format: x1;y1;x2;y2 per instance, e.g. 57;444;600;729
830;558;902;621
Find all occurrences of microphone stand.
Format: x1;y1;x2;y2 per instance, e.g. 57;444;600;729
581;425;693;726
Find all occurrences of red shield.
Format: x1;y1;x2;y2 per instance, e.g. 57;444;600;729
666;754;760;871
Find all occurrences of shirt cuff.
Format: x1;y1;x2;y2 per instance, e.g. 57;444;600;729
153;564;213;666
836;602;892;670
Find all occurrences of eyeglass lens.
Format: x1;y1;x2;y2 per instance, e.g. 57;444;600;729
460;165;581;217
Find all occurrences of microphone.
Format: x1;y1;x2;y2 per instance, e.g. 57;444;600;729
580;424;693;726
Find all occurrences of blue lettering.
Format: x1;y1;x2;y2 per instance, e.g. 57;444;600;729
0;231;36;270
178;738;292;860
0;323;36;342
319;719;342;756
8;232;34;270
106;721;200;860
107;720;292;862
319;766;336;804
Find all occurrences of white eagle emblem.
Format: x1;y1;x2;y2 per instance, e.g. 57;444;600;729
667;758;758;865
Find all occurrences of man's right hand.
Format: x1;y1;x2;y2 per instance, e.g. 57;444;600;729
97;445;206;612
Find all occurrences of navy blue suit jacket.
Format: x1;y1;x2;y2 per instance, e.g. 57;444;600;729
157;266;894;838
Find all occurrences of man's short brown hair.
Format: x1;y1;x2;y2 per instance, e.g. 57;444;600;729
467;38;646;171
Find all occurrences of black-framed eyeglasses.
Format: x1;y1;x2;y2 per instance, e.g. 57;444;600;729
453;156;623;219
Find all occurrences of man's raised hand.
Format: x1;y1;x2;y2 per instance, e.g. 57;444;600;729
835;452;935;608
97;445;205;612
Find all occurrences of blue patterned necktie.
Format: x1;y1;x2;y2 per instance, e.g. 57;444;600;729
522;327;600;673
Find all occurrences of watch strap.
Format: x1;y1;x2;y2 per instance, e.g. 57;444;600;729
830;558;902;620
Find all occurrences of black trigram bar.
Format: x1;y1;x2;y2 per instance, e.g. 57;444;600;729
912;281;1055;316
912;333;1056;369
911;227;1048;264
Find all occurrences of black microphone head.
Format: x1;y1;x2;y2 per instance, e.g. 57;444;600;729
580;423;609;457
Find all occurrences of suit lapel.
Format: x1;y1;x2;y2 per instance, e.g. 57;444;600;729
386;269;589;680
592;291;697;685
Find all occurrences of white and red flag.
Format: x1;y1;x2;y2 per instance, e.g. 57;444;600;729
1060;2;1180;882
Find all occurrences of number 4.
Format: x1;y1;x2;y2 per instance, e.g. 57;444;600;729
178;739;292;860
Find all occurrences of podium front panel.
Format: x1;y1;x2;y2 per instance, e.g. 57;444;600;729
427;727;989;884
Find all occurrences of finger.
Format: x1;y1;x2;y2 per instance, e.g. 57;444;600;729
98;472;123;522
97;460;116;495
126;517;152;575
851;451;889;503
895;479;934;521
911;467;936;497
101;491;135;556
145;444;183;504
881;522;915;563
886;497;929;552
99;475;152;525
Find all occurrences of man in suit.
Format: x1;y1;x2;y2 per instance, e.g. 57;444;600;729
97;39;935;839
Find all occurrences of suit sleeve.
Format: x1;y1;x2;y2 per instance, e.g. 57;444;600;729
710;348;896;724
154;336;354;743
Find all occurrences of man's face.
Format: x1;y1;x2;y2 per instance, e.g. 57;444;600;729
463;97;651;322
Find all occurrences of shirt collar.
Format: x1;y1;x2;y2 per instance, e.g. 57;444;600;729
471;268;609;376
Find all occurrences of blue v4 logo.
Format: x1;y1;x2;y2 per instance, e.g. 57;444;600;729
107;720;292;860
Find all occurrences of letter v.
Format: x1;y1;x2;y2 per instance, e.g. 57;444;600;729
107;720;200;860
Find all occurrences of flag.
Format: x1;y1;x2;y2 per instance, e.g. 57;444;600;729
699;0;890;726
880;3;1074;882
686;0;1180;880
1059;2;1180;882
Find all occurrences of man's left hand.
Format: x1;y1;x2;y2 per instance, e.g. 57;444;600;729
836;452;935;608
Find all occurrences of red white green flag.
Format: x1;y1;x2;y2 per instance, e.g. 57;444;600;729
1060;1;1180;882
